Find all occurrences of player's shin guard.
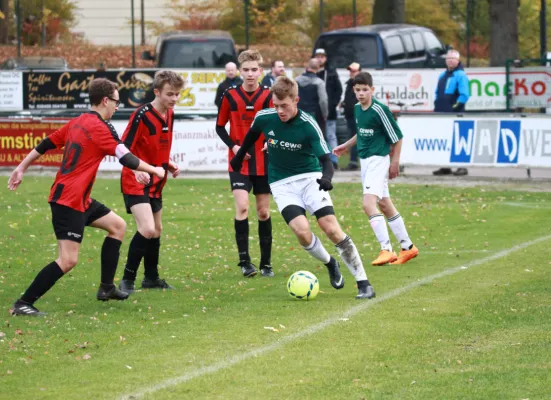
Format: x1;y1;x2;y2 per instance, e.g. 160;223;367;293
258;217;272;267
235;218;250;263
144;237;161;280
101;237;122;285
302;233;331;264
387;213;413;250
336;235;368;282
369;214;392;251
122;231;149;281
20;261;64;304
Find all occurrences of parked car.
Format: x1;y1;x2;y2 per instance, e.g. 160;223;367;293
314;24;448;69
142;30;238;68
1;56;69;70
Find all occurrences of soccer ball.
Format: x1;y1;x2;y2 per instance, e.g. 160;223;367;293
287;271;319;300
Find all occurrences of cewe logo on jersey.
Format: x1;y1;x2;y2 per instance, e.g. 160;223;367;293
267;138;278;145
450;120;521;165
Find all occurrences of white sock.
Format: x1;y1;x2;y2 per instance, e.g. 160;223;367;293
369;214;392;251
387;213;413;250
303;233;331;264
336;235;368;281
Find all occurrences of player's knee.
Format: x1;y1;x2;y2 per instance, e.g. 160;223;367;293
322;223;341;241
110;217;126;240
139;226;157;239
256;207;270;221
59;254;79;271
236;204;249;216
155;226;162;237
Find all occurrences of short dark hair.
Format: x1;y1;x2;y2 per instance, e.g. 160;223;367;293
271;60;283;68
89;78;117;106
353;72;373;87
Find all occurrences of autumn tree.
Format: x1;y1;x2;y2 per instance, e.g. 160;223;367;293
372;0;405;24
7;0;76;45
0;0;8;44
488;0;520;66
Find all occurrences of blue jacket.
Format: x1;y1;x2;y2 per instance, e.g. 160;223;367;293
434;63;470;112
261;73;275;87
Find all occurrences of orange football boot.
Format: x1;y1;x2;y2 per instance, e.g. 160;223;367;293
390;245;419;265
371;250;398;266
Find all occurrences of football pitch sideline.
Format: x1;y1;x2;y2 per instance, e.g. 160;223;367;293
0;177;550;400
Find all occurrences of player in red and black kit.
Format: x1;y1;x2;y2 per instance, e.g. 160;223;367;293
7;78;165;316
216;49;274;278
119;71;184;293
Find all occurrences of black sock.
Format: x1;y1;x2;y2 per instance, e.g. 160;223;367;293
20;261;64;304
122;231;149;281
101;237;122;285
235;218;250;264
144;237;161;281
258;217;272;267
357;280;371;289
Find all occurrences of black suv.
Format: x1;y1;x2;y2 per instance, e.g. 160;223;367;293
142;30;238;68
314;24;448;69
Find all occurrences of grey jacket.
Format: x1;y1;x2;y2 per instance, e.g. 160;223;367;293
295;71;328;120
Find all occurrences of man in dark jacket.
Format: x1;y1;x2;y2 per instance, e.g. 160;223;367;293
261;60;285;88
315;48;343;170
214;62;243;109
340;62;361;170
433;50;470;176
296;58;328;127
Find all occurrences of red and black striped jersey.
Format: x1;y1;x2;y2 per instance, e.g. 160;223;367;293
216;84;272;176
120;103;174;198
47;111;121;212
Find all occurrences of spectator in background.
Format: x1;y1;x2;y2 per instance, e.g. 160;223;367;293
340;62;361;171
215;62;242;109
315;48;343;170
433;49;470;176
296;58;328;129
261;60;285;87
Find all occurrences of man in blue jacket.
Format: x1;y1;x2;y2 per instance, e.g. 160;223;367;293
433;49;470;176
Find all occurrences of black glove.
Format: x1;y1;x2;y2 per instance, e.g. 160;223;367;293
317;178;333;191
230;156;242;172
452;102;464;110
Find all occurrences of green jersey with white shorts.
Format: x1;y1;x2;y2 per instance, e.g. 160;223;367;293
355;99;403;200
355;98;403;158
250;108;330;187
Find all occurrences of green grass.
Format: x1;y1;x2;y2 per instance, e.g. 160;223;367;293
0;177;550;400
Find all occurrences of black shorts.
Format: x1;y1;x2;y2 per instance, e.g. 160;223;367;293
229;172;270;195
123;194;163;214
50;199;111;243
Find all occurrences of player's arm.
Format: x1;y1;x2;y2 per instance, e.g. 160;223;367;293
116;144;165;179
8;124;69;191
316;154;335;191
229;124;263;172
215;94;237;150
333;134;357;157
380;105;404;179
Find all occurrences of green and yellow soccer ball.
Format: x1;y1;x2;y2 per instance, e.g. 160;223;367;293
287;271;319;300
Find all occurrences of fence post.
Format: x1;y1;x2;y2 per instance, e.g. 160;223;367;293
16;0;21;57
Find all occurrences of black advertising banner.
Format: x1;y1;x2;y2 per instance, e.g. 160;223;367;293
23;70;156;110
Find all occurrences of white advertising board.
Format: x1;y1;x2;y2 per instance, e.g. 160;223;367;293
0;71;24;112
399;115;551;168
99;120;228;172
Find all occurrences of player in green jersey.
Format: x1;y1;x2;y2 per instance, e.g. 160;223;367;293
333;72;419;266
230;76;375;299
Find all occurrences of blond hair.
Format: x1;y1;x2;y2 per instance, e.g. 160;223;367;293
238;49;263;66
271;76;298;100
153;70;185;91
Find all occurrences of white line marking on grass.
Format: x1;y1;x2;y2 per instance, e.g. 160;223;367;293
503;202;551;209
423;250;495;254
120;234;551;400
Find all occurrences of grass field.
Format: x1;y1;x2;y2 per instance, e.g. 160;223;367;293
0;176;550;400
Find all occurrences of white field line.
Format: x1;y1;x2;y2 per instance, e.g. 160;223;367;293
119;234;551;400
503;202;551;209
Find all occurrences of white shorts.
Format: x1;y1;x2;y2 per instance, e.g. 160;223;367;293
360;155;390;200
271;176;334;216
